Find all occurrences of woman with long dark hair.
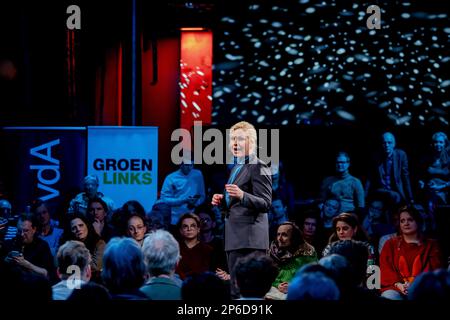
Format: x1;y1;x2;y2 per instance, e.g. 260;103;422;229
61;214;106;280
322;212;375;265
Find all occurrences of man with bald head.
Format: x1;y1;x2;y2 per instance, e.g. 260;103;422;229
366;132;413;206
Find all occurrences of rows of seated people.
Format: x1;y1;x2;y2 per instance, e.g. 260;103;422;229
0;131;449;300
0;210;448;301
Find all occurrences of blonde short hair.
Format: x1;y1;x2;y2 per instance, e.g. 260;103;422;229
230;121;257;152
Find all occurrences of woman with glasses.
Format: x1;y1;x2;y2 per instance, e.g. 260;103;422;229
126;212;148;247
175;213;213;280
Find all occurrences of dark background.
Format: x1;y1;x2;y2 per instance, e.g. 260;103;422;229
0;0;449;206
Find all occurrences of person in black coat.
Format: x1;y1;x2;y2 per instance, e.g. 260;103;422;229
211;121;272;297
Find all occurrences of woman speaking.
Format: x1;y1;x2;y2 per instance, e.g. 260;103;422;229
211;121;272;298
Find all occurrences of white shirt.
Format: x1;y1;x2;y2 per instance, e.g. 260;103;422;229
52;279;88;300
160;168;206;225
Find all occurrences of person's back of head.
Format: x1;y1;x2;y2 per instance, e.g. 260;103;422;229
147;212;168;232
182;271;231;302
101;237;146;294
319;254;353;298
148;202;171;230
67;282;111;302
142;229;180;276
56;240;91;281
327;240;369;286
122;200;146;217
287;269;340;301
234;252;278;299
0;198;12;219
408;269;450;302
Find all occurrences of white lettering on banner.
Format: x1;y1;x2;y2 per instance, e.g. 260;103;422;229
29;139;60;201
87;127;158;213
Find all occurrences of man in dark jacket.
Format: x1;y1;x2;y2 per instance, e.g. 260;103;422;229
211;121;272;298
366;132;414;206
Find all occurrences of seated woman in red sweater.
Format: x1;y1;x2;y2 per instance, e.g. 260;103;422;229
175;213;213;280
380;205;444;300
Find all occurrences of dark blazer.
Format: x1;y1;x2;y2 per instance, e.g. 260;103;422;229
367;148;413;202
222;156;272;251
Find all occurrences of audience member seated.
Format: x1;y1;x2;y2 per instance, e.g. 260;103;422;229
320;197;341;238
322;213;375;266
2;213;55;282
325;240;380;301
182;271;231;303
175;213;213;280
87;197;114;242
197;205;227;272
0;198;14;221
319;152;365;213
101;237;147;300
268;198;289;241
60;213;106;281
365;132;414;206
298;209;327;258
122;199;146;217
380;205;444;300
362;198;395;253
140;229;182;300
408;268;450;301
110;200;147;237
31;199;63;257
234;252;278;300
418;132;450;213
147;202;171;231
158;160;206;231
126;211;148;247
148;212;168;232
52;240;91;300
67;175;115;216
0;198;11;217
287;263;340;300
0;198;18;241
266;222;317;300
